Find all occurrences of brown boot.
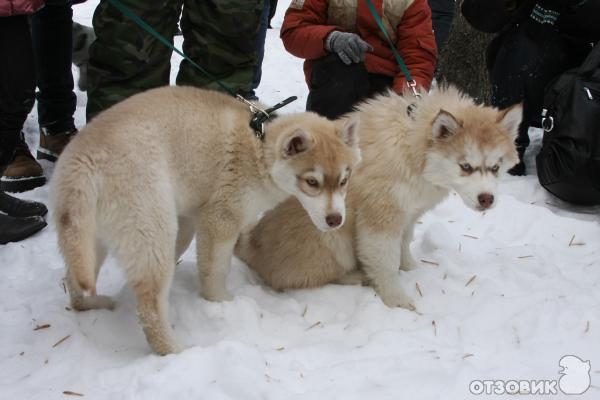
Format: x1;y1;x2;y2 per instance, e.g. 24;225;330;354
0;134;46;193
37;127;77;162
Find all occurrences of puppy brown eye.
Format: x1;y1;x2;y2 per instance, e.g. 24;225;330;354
340;178;348;186
491;165;499;173
306;178;319;187
459;163;473;173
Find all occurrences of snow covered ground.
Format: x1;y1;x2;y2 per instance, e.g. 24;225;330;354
1;1;599;399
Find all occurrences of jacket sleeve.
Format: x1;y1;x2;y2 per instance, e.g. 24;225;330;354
280;0;339;60
392;0;437;93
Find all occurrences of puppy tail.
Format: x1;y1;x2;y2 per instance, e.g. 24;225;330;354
53;157;101;297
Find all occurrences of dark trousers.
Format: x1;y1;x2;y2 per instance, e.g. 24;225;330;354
251;0;270;94
31;0;76;134
488;24;590;151
428;0;454;51
306;54;393;119
0;16;36;169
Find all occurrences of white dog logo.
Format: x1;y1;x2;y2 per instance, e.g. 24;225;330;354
558;355;591;395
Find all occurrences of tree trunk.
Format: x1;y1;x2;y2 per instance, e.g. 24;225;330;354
436;0;495;104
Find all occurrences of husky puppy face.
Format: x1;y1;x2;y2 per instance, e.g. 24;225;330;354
270;117;361;231
423;104;521;211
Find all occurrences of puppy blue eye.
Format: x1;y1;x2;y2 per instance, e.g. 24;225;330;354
460;163;473;172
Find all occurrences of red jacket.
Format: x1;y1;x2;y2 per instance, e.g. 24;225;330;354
0;0;44;16
281;0;437;93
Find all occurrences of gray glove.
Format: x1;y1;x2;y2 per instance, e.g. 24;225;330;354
325;31;374;65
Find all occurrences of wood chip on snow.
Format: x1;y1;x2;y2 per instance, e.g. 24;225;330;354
34;324;51;331
569;235;586;246
52;335;71;348
63;391;83;397
306;321;321;330
415;282;423;297
465;275;477;287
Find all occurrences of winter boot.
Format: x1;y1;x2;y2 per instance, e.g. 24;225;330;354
0;133;46;193
37;126;77;162
0;191;47;218
0;213;47;244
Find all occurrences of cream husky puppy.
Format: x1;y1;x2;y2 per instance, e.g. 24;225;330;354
52;86;361;354
235;86;521;308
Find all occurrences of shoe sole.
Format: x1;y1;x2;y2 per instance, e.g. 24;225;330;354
0;218;47;245
37;148;59;162
0;175;47;193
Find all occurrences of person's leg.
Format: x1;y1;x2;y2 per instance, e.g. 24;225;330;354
248;0;271;99
86;0;182;120
490;25;574;175
31;0;78;162
31;0;76;134
0;16;47;243
306;54;370;119
428;0;455;52
0;15;46;192
268;0;278;28
176;0;262;94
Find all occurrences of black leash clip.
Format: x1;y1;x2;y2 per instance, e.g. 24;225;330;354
237;95;298;141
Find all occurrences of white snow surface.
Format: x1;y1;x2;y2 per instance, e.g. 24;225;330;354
1;1;599;399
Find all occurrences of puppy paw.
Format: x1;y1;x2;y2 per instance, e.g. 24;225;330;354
72;295;115;311
151;338;184;356
399;252;418;271
202;288;233;302
377;287;414;309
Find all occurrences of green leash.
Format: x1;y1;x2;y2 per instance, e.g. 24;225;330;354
106;0;297;140
364;0;420;98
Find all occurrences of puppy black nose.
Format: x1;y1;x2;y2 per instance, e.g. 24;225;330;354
326;213;342;227
478;193;494;208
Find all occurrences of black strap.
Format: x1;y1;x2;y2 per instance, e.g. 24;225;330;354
248;96;298;140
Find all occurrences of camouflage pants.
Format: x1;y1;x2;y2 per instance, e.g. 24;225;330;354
86;0;263;119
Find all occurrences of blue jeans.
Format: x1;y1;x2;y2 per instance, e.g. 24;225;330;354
31;0;77;134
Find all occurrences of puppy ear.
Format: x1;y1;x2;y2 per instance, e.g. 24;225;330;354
281;129;314;157
339;117;360;148
432;109;460;140
498;103;523;140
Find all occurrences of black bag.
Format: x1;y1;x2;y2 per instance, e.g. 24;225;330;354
536;43;600;205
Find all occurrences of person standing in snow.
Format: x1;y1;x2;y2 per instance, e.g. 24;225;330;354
1;0;81;193
462;0;600;175
280;0;437;119
0;0;49;243
85;0;265;120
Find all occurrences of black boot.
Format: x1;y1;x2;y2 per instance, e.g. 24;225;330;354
0;191;47;218
0;213;47;244
0;146;48;242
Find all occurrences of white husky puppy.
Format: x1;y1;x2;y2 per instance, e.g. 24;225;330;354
235;86;521;308
52;86;361;354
